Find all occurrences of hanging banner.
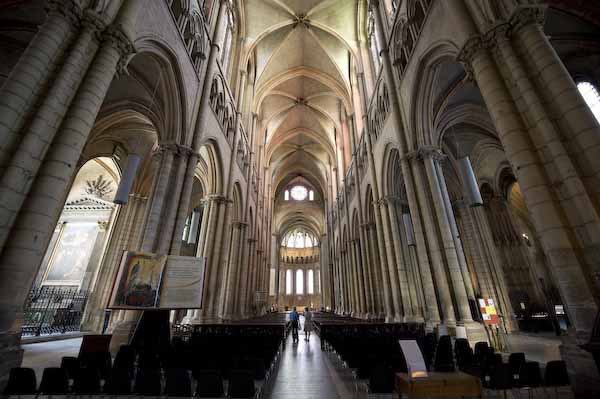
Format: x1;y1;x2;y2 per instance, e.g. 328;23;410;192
108;251;205;310
479;298;500;325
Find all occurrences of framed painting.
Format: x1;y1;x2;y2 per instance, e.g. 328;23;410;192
108;251;167;309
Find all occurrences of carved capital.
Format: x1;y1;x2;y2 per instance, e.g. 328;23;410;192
416;145;446;161
485;23;511;48
47;0;82;26
102;25;136;74
81;9;106;38
158;142;196;157
509;5;546;34
457;35;486;80
207;194;230;204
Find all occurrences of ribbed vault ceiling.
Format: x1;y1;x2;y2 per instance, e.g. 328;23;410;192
242;0;359;239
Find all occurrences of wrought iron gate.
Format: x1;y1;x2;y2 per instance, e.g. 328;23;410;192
21;286;89;337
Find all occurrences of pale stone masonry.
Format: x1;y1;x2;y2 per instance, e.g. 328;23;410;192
0;0;599;396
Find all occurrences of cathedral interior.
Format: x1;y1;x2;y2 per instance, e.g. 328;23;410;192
1;0;600;397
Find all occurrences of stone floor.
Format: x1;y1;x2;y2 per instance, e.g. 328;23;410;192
21;336;82;382
505;331;562;364
263;333;351;398
20;331;575;398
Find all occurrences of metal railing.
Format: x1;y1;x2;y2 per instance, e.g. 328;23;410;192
21;286;89;337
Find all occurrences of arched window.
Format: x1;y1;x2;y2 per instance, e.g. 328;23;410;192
220;5;235;76
578;81;600;123
284;190;289;201
309;190;314;201
368;11;381;73
308;269;314;294
269;268;276;295
283;230;317;248
286;270;292;294
296;269;304;294
305;236;313;247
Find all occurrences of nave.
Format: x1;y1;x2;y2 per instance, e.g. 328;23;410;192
2;0;600;396
13;312;572;399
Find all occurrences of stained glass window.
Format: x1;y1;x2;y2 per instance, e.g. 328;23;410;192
308;269;314;294
290;185;308;201
296;269;304;294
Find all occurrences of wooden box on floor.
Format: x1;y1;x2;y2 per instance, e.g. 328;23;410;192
395;372;482;398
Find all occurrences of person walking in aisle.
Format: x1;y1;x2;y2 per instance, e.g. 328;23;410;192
304;307;313;342
290;307;300;343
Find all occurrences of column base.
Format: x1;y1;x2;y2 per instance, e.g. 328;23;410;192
559;330;600;397
0;332;23;391
424;319;439;333
404;315;425;323
463;321;488;346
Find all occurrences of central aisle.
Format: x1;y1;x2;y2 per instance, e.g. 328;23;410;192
264;330;352;398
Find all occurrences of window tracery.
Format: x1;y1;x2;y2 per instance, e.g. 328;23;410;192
290;185;308;201
283;230;317;248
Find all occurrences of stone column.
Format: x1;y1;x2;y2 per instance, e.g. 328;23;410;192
169;150;199;255
235;234;251;317
434;161;476;301
511;8;600;190
392;204;422;321
140;146;176;252
348;240;361;315
274;236;281;306
200;195;227;319
493;19;600;286
341;253;347;313
370;185;394;319
223;221;245;318
378;199;403;321
422;149;473;323
0;16;135;373
243;238;256;316
0;8;118;252
386;197;413;320
471;203;515;330
0;0;80;173
352;239;367;317
458;32;598;334
343;251;350;313
365;222;385;317
360;223;377;316
409;156;456;325
459;19;600;387
370;0;443;324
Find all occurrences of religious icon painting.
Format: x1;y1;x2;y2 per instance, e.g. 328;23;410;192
109;251;167;309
